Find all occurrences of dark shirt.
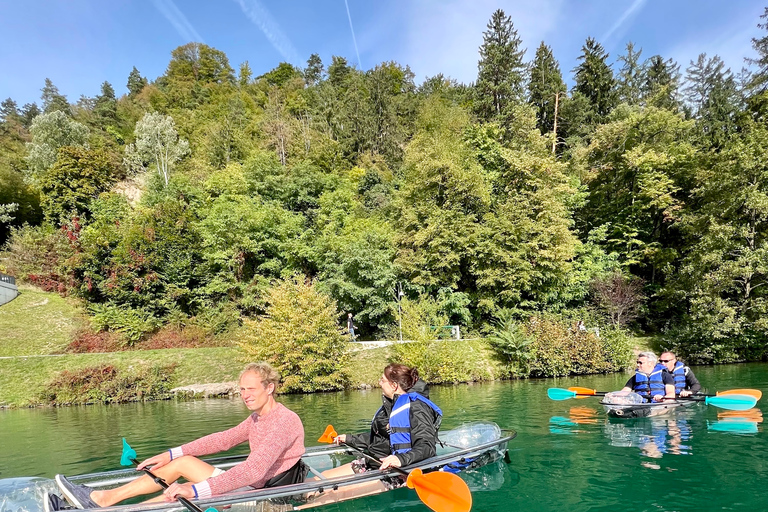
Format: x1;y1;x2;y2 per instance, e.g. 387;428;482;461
684;367;702;393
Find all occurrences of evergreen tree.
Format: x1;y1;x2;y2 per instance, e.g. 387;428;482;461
41;78;70;114
328;56;351;87
304;53;324;86
20;103;40;128
683;53;740;148
238;61;253;87
474;9;526;127
616;42;644;105
126;66;147;96
0;98;19;123
643;55;680;110
94;81;117;123
573;38;616;120
746;7;768;94
684;53;728;114
528;42;566;135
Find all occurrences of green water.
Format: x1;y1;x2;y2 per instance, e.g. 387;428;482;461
1;363;766;512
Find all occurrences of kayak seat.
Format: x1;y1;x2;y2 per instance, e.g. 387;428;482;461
264;460;309;488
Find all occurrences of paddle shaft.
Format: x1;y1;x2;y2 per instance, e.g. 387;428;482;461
131;458;207;512
337;442;409;477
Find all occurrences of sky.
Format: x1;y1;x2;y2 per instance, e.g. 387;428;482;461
1;0;766;107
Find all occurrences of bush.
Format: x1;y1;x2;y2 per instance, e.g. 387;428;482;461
238;276;349;392
389;339;494;384
38;363;177;405
485;310;533;377
1;224;75;292
89;303;163;345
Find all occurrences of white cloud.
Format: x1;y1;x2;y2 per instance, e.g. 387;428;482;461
234;0;300;65
152;0;204;43
600;0;646;48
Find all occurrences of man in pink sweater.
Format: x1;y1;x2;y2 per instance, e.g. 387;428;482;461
53;362;305;510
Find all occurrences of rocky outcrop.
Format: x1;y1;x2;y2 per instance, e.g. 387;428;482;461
171;382;239;398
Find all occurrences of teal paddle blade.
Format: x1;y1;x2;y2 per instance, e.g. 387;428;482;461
707;420;758;434
704;394;758;411
204;508;218;512
547;388;577;401
121;437;138;466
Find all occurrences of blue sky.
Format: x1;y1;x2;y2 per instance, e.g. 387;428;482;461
1;0;766;106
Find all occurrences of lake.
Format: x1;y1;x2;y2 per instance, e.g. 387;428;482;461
1;363;766;512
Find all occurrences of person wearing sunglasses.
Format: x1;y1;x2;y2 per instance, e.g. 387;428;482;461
619;352;676;402
659;351;701;397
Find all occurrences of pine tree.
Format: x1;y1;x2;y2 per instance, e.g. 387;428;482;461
20;103;40;128
0;98;19;124
528;42;566;135
643;55;680;110
238;61;253;87
573;38;616;120
474;9;526;126
127;66;147;96
41;78;70;114
304;53;324;86
746;7;768;93
94;81;117;123
616;42;644;105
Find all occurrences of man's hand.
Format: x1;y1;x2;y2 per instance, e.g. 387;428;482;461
137;451;171;471
680;390;692;397
163;482;195;502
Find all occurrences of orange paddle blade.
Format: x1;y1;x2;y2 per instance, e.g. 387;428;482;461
318;425;338;443
406;468;472;512
568;387;598;396
717;389;762;400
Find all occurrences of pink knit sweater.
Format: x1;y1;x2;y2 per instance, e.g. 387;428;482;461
170;403;305;498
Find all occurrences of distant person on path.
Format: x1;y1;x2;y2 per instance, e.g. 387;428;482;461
659;351;701;397
347;312;356;341
50;363;306;510
620;352;676;403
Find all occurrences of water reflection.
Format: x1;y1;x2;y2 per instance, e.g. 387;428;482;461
603;415;692;461
549;406;599;434
707;408;763;434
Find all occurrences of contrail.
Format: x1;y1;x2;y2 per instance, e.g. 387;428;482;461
601;0;646;45
152;0;205;43
235;0;300;64
344;0;362;69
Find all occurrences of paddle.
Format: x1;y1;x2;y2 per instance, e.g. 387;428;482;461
547;388;759;411
318;425;472;512
567;387;762;400
120;438;217;512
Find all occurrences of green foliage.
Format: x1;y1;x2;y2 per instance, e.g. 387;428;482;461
389;339;493;384
39;146;117;224
1;224;74;291
38;363;177;405
26;110;90;181
238;276;349;392
124;112;189;187
88;303;163;345
486;310;533;376
528;42;567;135
573;37;616;121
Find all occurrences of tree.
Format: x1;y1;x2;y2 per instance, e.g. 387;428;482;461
591;271;644;327
616;42;644;105
0;98;19;124
164;43;235;85
238;276;349;392
124;112;189;187
238;61;253;87
25;110;90;181
20;103;40;128
39;146;117;224
573;38;616;121
0;203;18;224
126;66;147;96
304;53;324;86
528;42;567;136
41;78;70;114
684;54;741;148
642;55;680;110
94;81;117;123
474;9;526;127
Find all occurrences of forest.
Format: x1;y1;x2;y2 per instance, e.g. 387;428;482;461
2;8;768;370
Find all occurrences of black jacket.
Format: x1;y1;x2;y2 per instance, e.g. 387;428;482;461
345;379;439;466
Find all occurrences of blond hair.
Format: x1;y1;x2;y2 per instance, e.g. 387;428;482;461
240;362;281;390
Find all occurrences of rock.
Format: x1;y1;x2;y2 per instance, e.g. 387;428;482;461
171;382;238;398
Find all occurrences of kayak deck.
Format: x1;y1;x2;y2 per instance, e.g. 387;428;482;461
600;399;698;418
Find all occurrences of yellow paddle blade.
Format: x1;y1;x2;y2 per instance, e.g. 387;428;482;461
318;425;338;443
718;389;762;400
406;468;472;512
568;387;597;396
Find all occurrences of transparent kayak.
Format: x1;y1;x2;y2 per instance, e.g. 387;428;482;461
51;422;515;512
599;392;698;418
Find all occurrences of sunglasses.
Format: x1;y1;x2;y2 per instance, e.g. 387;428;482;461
659;359;673;363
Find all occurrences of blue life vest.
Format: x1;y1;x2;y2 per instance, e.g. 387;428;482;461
389;393;443;454
672;361;686;395
633;364;667;402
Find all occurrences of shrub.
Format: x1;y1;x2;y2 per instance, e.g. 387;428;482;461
238;276;349;392
38;363;177;405
89;303;163;345
1;224;75;292
485;309;533;376
389;339;494;384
